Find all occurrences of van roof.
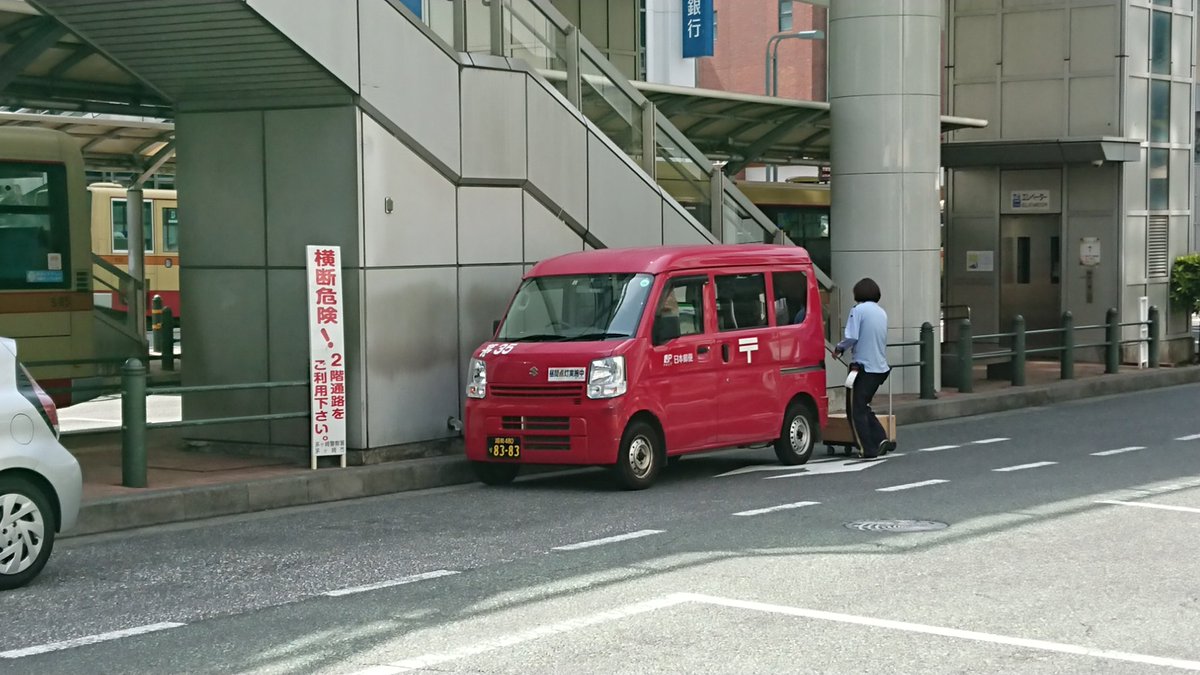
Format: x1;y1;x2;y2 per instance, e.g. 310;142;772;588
527;244;812;277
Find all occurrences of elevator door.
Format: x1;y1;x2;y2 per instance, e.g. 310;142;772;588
1000;215;1061;350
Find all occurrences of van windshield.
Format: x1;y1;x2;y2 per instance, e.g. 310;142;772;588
497;273;654;342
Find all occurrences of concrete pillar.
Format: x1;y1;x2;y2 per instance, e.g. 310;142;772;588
829;0;942;393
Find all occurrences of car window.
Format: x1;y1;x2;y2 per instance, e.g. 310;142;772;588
715;273;767;332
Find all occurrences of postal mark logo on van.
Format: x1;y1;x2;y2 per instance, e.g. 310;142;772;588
663;353;695;366
738;337;759;364
479;343;517;358
547;367;586;382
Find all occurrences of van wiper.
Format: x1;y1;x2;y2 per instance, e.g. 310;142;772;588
507;334;569;342
563;332;631;341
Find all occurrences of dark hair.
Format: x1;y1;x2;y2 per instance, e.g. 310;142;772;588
853;277;881;303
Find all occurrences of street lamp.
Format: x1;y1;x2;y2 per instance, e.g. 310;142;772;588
764;29;825;98
762;30;825;181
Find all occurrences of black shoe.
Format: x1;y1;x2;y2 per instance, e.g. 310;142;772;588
878;440;896;456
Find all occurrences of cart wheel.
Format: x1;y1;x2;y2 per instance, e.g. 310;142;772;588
825;445;836;456
843;446;854;457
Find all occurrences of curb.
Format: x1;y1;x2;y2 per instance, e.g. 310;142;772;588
68;366;1200;537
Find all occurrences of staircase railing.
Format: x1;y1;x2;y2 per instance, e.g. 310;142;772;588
92;253;146;345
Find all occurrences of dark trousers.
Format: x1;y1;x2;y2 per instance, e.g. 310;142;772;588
846;366;890;457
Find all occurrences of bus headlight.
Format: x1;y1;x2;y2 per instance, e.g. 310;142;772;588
466;358;487;399
587;356;626;399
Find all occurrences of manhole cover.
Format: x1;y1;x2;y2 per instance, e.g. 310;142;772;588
844;519;948;532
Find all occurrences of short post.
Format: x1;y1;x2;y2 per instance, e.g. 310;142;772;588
162;307;176;372
1061;311;1074;380
1105;307;1120;374
919;322;936;400
1012;314;1026;387
1148;305;1160;369
957;318;973;393
121;358;147;488
151;294;164;354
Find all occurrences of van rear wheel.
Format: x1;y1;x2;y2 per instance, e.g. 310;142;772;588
774;403;817;466
612;421;662;490
472;461;520;486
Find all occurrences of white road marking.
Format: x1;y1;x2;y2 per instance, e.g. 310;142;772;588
733;501;820;517
1091;446;1146;457
552;529;664;551
1096;500;1200;515
0;622;186;659
360;594;690;672
993;461;1057;472
917;445;960;453
1176;434;1200;441
765;458;887;480
352;592;1200;673
324;570;460;597
876;479;949;492
681;593;1200;672
715;464;820;478
972;438;1010;445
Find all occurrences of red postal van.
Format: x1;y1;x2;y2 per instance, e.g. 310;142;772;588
464;245;828;490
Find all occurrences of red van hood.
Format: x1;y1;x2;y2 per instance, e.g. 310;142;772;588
474;340;631;384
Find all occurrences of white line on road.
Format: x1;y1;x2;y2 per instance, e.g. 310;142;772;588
917;445;960;452
972;438;1010;445
733;501;820;517
0;622;186;659
681;593;1200;672
552;529;664;551
993;461;1057;472
876;479;949;492
324;570;460;597
1176;434;1200;441
1096;500;1200;515
1091;446;1146;457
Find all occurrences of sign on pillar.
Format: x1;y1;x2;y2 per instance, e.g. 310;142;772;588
306;245;347;469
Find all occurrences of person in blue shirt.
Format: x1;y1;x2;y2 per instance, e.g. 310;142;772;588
833;278;895;459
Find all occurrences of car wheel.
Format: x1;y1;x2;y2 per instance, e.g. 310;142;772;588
472;461;519;486
613;421;661;490
0;475;56;591
774;402;817;466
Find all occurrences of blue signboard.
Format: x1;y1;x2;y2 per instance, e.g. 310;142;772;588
682;0;713;58
398;0;422;19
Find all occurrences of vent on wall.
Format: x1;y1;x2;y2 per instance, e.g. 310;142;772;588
1147;215;1169;278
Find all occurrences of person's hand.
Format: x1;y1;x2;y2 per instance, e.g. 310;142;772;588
833;349;843;359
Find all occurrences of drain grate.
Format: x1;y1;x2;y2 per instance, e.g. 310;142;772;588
844;519;948;532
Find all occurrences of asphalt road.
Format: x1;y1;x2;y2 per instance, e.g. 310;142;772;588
5;384;1200;674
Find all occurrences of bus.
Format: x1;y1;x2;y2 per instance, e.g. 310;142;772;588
0;127;98;405
88;183;180;320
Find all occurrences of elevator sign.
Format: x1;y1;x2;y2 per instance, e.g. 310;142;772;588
1010;190;1051;211
682;0;714;58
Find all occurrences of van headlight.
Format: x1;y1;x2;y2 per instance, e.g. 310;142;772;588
587;356;626;399
467;358;487;399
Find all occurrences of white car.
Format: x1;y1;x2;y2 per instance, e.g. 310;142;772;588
0;337;81;590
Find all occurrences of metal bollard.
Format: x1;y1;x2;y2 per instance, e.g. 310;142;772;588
121;358;147;488
957;318;973;393
919;322;936;400
162;307;176;372
1012;315;1026;387
1061;311;1074;380
1148;305;1160;368
1105;307;1119;374
151;295;163;354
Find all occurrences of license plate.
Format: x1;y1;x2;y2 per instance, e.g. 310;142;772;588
487;436;521;459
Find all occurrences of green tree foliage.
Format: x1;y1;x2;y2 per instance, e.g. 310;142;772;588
1171;254;1200;316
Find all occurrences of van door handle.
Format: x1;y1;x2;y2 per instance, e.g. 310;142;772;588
697;345;710;355
721;344;730;362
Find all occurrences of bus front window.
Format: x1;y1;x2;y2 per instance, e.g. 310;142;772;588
497;273;655;342
0;163;69;290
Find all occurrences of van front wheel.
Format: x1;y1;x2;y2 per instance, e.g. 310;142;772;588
612;421;661;490
472;461;520;486
774;403;817;466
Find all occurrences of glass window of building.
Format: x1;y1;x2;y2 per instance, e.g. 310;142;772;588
1149;148;1169;210
1150;79;1170;142
779;0;793;32
1151;11;1172;75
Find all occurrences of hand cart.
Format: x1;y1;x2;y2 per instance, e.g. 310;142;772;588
822;349;897;458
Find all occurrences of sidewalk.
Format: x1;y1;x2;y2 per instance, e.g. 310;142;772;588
59;362;1200;538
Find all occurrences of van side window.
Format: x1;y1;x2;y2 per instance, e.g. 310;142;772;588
715;274;767;332
772;271;808;326
654;277;706;343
